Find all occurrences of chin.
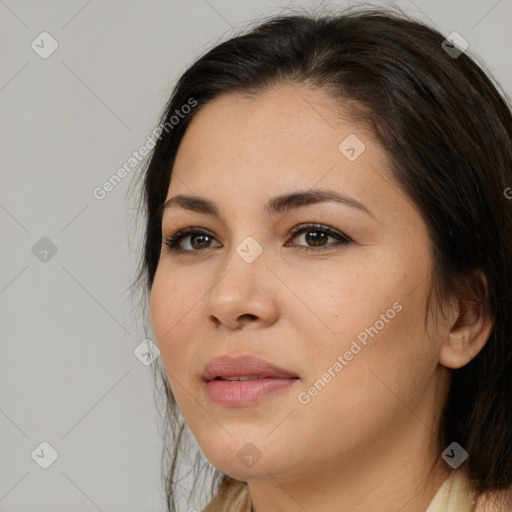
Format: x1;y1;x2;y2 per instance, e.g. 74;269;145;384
199;437;300;483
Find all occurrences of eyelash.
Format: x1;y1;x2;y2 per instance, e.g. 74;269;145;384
162;223;351;255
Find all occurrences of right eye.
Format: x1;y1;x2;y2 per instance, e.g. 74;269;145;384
162;227;222;253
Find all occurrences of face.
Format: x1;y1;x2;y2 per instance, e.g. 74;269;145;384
149;83;449;485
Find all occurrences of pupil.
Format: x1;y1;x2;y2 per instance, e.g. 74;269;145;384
305;230;326;246
192;234;210;249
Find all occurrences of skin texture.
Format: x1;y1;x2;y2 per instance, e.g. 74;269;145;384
149;83;493;512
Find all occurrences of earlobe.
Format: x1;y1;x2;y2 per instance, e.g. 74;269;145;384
439;298;493;370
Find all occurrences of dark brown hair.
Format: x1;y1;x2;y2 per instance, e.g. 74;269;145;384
130;6;512;510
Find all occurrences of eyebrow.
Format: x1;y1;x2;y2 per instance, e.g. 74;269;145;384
162;189;374;219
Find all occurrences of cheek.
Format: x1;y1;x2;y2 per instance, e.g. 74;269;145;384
282;266;399;364
292;261;436;410
293;315;433;455
149;270;199;376
149;274;208;424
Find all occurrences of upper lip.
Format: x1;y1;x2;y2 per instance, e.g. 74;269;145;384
202;355;299;381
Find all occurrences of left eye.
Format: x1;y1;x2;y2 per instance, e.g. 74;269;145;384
162;223;351;253
286;224;351;252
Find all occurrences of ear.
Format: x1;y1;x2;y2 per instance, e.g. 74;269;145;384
439;271;493;369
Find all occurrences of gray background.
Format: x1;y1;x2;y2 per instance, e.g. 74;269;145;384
1;0;511;511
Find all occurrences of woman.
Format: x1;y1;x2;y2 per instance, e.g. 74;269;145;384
131;6;512;511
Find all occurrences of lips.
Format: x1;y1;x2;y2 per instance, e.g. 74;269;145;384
202;354;298;382
202;355;299;407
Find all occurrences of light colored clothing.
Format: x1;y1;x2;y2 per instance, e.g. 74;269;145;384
203;470;475;511
426;470;475;512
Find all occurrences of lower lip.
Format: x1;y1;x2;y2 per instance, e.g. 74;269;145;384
205;378;298;407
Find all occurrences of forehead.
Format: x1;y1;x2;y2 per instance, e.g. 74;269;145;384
173;85;383;181
178;83;363;154
167;84;414;228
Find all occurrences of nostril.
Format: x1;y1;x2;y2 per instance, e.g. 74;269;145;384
240;314;258;321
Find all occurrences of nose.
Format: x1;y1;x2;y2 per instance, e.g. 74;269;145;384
201;242;280;331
